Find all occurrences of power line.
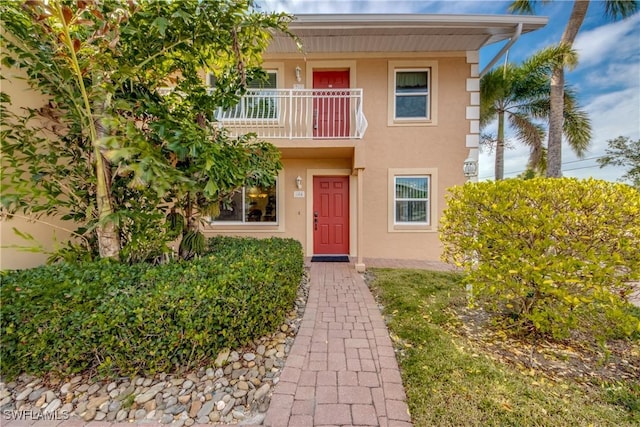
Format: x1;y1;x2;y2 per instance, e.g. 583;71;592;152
562;155;604;165
479;155;609;179
563;164;606;172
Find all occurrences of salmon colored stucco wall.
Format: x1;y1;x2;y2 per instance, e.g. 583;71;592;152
1;65;73;270
359;55;469;260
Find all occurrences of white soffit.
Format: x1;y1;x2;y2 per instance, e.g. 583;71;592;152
267;14;548;54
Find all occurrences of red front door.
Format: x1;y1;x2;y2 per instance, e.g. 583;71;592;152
313;176;350;255
313;70;350;138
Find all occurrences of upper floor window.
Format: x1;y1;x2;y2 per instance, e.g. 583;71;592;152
388;61;438;126
394;70;429;120
216;71;279;120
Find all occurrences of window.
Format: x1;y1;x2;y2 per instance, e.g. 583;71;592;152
395;70;429;120
212;183;277;224
388;168;437;232
394;176;429;224
388;61;438;126
219;71;279;120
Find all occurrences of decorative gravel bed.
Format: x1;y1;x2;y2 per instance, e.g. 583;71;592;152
0;270;310;426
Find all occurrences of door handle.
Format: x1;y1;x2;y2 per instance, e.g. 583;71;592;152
314;211;318;230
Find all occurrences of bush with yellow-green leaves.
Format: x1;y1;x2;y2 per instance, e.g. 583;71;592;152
440;178;640;340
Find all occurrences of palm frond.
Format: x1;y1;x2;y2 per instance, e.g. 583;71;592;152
480;66;512;128
508;112;546;157
559;84;591;157
563;106;591;157
508;0;541;14
520;44;578;73
604;0;639;19
516;98;550;120
532;147;548;175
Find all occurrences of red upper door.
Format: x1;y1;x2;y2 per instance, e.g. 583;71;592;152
313;176;350;255
313;70;350;138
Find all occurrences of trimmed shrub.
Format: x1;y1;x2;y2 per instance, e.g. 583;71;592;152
0;237;304;379
440;178;640;340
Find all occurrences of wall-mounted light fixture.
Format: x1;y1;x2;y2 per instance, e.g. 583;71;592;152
295;66;302;83
295;175;303;190
463;156;478;179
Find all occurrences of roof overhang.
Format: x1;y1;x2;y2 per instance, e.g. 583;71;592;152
267;14;548;54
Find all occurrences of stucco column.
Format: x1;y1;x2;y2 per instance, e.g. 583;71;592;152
355;167;366;272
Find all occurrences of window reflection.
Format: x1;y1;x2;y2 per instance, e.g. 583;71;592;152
214;184;277;224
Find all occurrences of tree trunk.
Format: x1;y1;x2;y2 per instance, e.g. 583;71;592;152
546;67;565;177
495;111;505;180
55;1;122;259
184;193;198;232
547;0;590;177
94;119;121;259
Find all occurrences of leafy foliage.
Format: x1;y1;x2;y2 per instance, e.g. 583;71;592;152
0;0;290;260
597;136;640;189
440;178;640;340
0;237;304;379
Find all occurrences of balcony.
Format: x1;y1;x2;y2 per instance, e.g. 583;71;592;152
214;89;368;140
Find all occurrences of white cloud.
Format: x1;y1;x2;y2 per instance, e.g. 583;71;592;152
575;60;640;93
258;0;415;14
585;87;640;143
574;13;640;67
257;0;509;15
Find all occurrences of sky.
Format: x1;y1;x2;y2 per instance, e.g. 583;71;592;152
256;0;640;183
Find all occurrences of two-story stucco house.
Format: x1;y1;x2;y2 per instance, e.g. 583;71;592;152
204;14;547;271
0;13;547;270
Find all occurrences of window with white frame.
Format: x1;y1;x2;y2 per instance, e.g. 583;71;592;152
394;69;429;120
216;71;279;120
387;61;438;127
212;182;277;224
394;176;429;224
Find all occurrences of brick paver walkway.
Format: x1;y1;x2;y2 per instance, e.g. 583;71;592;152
263;262;412;427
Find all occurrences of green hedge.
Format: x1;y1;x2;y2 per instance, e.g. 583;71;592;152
0;236;304;379
440;178;640;340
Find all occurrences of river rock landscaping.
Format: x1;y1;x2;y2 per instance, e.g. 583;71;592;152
0;268;309;426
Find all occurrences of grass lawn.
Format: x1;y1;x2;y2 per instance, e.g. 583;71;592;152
368;268;640;427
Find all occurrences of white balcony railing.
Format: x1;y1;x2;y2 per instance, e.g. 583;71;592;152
214;88;368;140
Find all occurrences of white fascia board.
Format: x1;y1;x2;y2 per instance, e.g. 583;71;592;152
290;14;548;31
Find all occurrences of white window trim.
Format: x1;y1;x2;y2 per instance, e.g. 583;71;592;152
388;60;438;127
394;175;430;225
388;168;438;233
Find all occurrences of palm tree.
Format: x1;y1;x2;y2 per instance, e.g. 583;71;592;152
480;46;591;180
509;0;638;177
